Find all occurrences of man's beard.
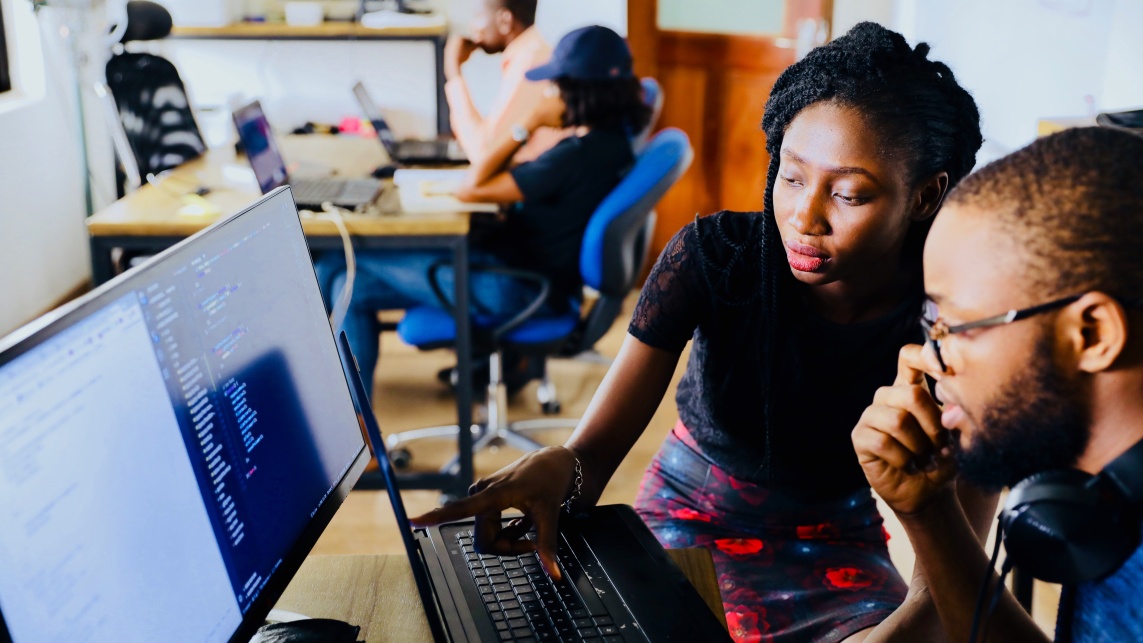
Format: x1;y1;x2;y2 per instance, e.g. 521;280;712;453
953;337;1091;491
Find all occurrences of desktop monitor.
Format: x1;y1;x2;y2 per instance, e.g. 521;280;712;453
0;188;370;643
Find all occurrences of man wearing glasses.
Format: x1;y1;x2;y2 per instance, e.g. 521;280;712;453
852;126;1143;642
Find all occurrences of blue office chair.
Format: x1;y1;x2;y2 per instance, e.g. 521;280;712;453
387;128;693;472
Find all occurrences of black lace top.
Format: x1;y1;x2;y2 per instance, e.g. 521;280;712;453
630;211;924;501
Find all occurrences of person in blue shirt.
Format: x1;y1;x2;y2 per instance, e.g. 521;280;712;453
853;126;1143;642
317;26;650;393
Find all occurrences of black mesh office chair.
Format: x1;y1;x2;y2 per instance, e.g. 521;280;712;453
100;1;205;194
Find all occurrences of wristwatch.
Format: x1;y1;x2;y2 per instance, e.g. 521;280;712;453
511;124;530;144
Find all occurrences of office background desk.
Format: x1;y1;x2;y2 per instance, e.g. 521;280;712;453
86;135;478;496
273;549;727;641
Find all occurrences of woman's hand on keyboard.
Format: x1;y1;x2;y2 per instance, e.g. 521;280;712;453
409;446;580;580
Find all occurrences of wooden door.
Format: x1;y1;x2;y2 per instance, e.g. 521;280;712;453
628;0;832;262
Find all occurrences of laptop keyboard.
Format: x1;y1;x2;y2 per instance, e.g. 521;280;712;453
454;530;626;642
400;140;446;158
291;179;380;206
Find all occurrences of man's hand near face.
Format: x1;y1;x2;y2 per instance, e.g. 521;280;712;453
852;344;1044;643
445;36;480;82
853;344;956;515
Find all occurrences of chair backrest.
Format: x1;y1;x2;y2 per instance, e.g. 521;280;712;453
104;2;204;184
572;128;692;351
631;77;664;152
105;52;206;181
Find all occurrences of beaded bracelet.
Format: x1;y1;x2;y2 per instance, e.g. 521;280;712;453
562;455;584;513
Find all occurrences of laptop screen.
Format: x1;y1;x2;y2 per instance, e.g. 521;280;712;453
0;189;368;643
351;82;400;155
233;101;289;194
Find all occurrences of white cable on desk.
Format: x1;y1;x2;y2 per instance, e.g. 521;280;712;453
315;202;356;335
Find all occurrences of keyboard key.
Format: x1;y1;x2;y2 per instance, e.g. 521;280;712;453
493;583;512;593
510;576;530;587
497;630;512;641
476;577;490;586
505;610;525;620
502;560;522;570
523;564;541;574
516;592;536;603
491;612;505;621
578;627;601;638
489;574;508;584
573;618;594;628
598;625;619;635
511;627;532;638
483;594;497;604
496;592;515;602
506;569;527;579
570;608;589;619
479;585;495;595
501;599;520;610
487;602;502;613
603;637;624;643
594;616;614;626
495;621;509;631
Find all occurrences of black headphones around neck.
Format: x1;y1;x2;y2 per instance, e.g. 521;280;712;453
1000;437;1143;584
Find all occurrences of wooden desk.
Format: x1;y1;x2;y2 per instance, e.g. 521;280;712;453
86;135;478;496
273;550;727;641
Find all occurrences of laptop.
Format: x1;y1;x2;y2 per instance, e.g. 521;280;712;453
0;188;370;643
353;81;468;165
337;335;733;642
232;100;383;210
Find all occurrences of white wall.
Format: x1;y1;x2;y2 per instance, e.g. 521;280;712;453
1099;0;1143;111
0;2;99;337
847;0;1141;164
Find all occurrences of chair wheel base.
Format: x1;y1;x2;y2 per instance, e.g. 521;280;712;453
390;448;413;469
541;400;561;415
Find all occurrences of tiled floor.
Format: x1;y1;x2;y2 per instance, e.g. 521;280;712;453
312;295;1060;634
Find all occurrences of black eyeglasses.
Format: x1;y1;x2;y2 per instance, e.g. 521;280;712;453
919;294;1083;372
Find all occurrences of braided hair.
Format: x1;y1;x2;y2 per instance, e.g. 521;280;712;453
754;22;983;478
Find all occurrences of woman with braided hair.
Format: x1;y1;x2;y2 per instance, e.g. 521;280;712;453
414;23;991;641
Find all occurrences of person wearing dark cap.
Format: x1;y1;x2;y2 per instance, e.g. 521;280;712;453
318;25;651;395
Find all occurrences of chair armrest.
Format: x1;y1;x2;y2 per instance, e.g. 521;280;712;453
426;261;552;341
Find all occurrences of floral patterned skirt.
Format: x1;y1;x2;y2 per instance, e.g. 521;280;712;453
634;422;908;643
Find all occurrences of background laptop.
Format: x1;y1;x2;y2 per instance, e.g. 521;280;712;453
232;101;383;210
337;332;733;643
353;81;468;165
0;188;370;643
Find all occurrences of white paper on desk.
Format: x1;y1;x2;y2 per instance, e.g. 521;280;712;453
393;169;500;213
360;10;448;30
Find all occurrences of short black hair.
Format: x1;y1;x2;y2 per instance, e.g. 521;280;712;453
750;22;983;480
947;127;1143;299
492;0;537;28
556;77;652;132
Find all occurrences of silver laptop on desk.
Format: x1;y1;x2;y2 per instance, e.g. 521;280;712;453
0;188;370;643
233;100;383;210
353;81;468;165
